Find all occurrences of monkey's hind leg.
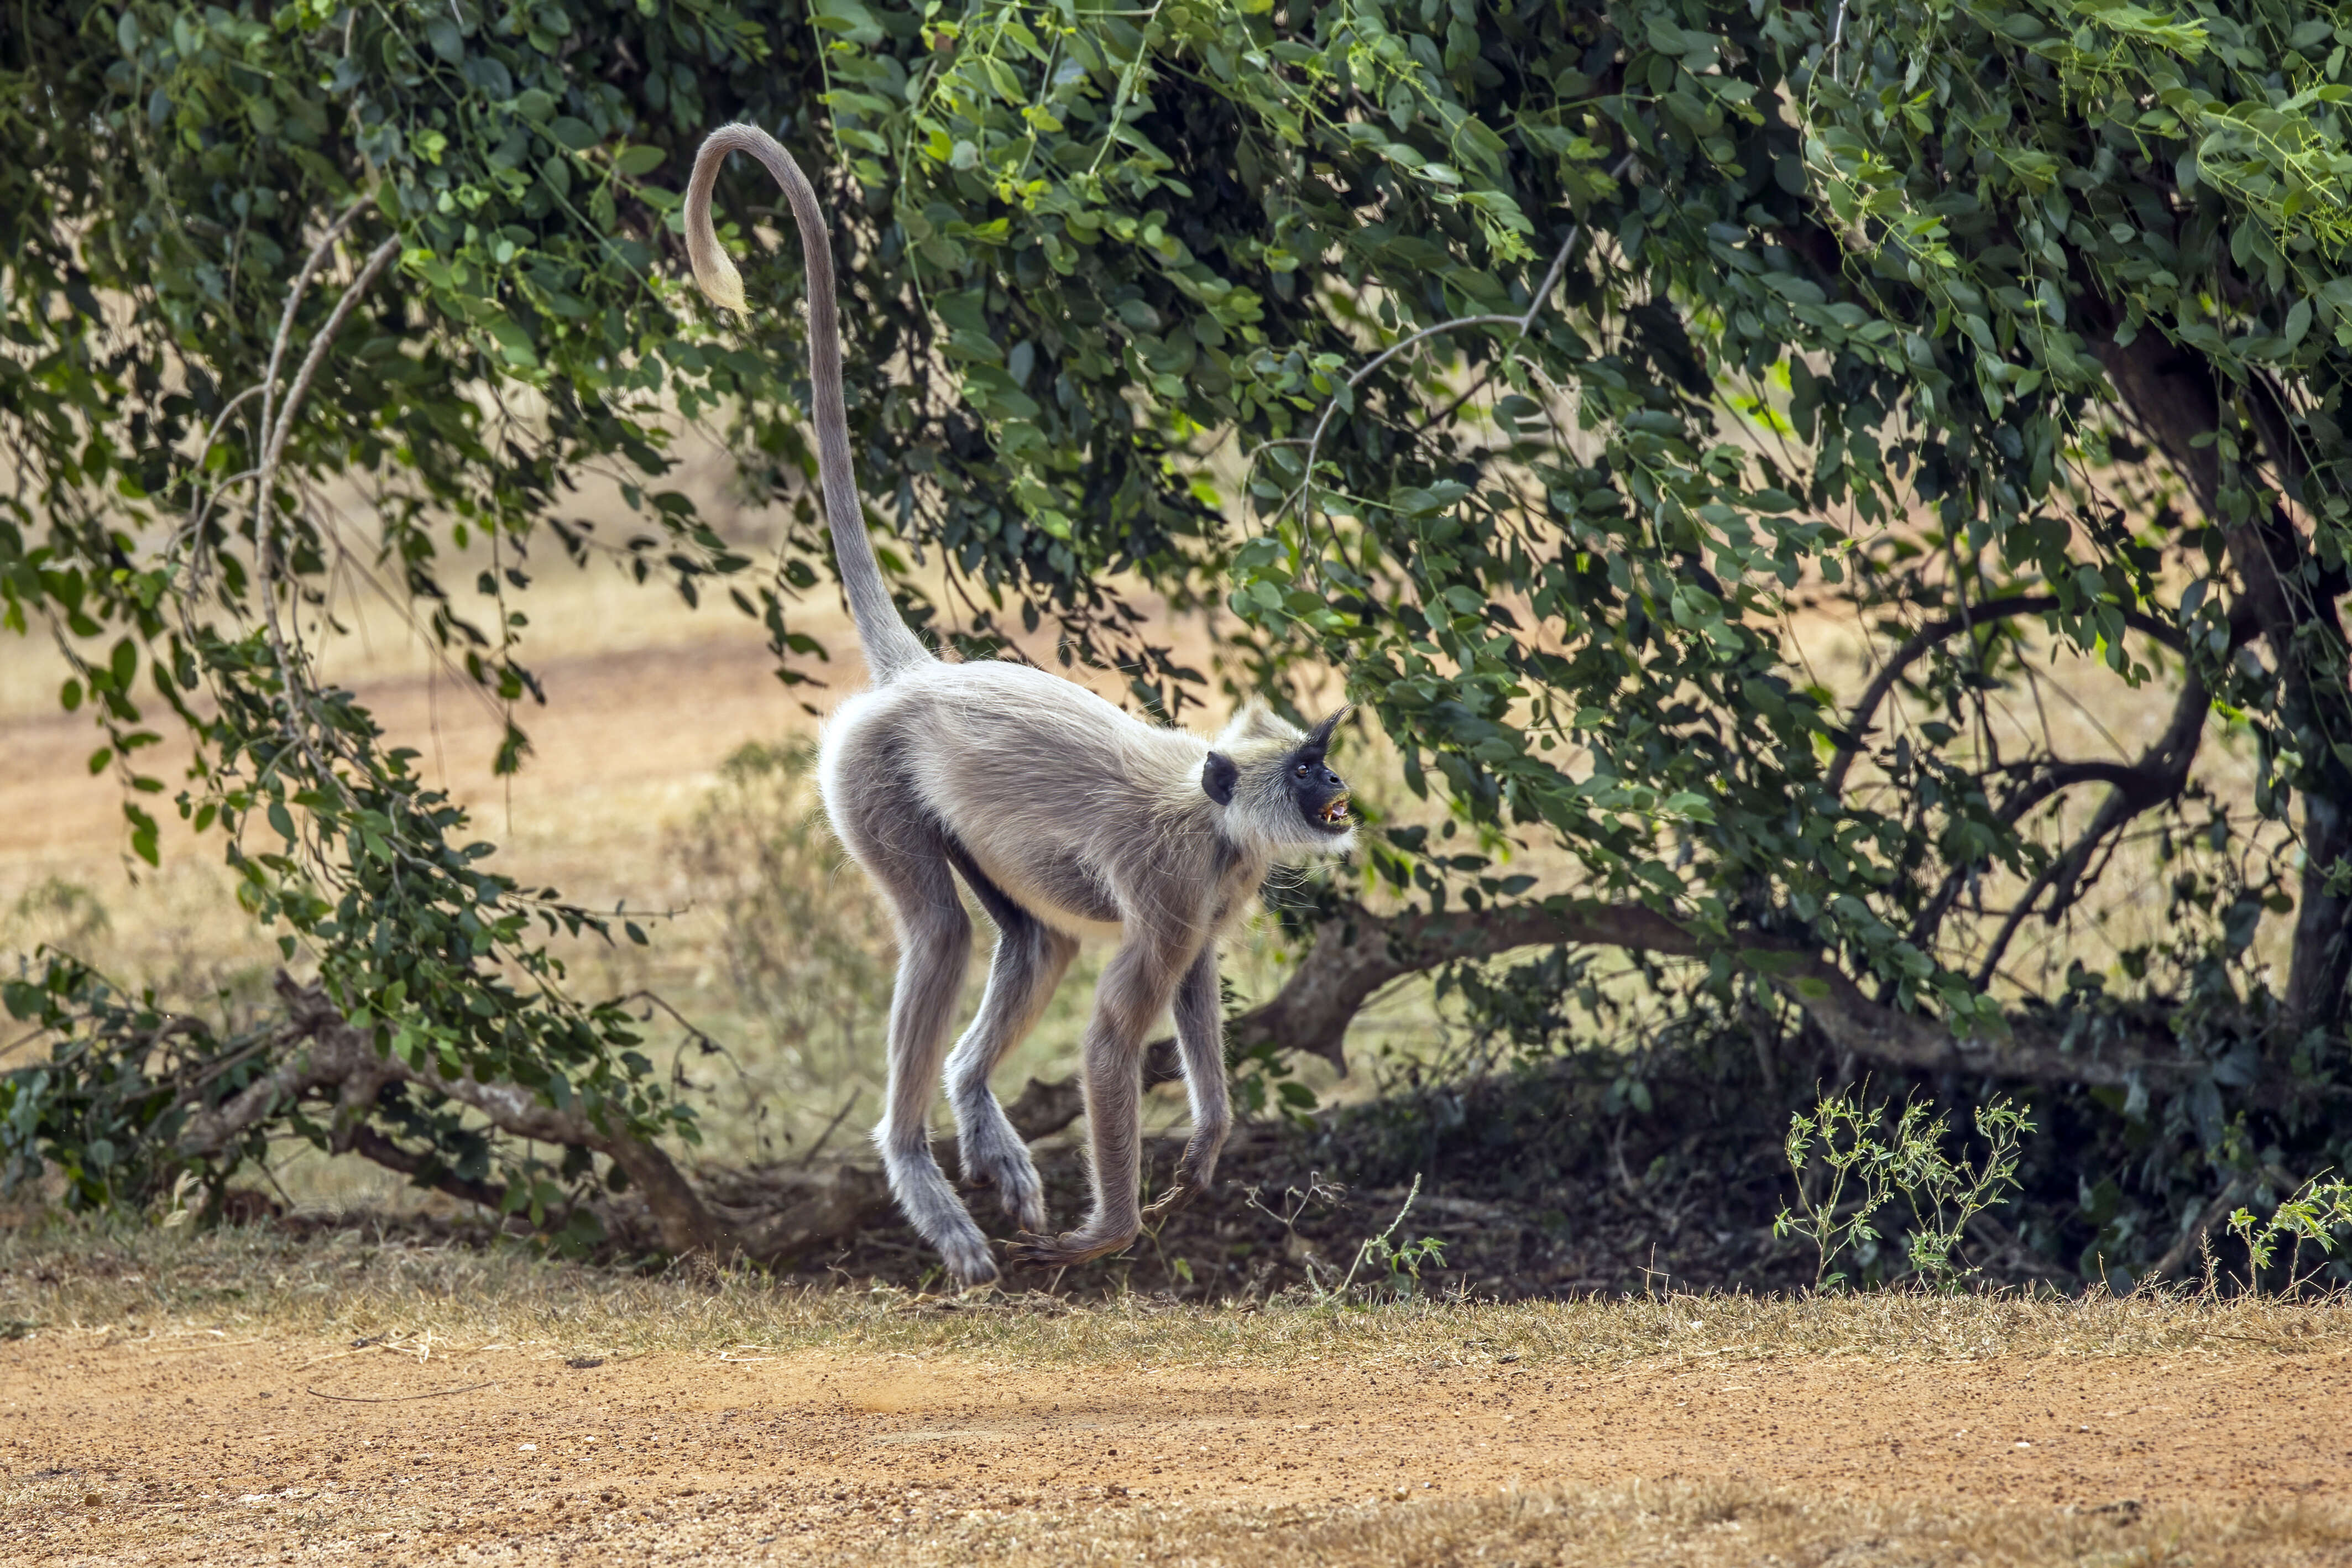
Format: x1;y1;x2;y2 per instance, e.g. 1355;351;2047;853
943;865;1077;1234
1142;944;1231;1223
864;848;996;1288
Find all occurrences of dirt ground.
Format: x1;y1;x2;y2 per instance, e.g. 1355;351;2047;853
6;1326;2349;1566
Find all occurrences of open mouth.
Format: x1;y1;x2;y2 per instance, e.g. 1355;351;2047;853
1317;797;1352;828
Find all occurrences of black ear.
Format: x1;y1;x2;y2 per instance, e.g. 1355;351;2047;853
1302;705;1350;760
1201;751;1238;806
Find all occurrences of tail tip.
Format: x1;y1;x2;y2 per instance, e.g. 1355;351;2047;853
691;251;750;315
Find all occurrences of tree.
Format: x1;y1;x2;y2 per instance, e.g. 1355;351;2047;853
4;0;2348;1279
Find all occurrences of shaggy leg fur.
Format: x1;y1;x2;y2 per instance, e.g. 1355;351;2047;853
1142;944;1230;1222
1008;927;1193;1268
867;861;994;1285
830;775;996;1287
944;864;1078;1234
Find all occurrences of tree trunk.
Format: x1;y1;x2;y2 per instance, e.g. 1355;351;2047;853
2090;323;2352;1034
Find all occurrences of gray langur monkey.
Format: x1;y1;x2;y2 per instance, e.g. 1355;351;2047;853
684;122;1355;1287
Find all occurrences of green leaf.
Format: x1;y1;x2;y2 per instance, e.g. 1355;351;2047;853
2285;298;2314;351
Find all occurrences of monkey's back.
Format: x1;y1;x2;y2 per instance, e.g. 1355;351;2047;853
819;660;1230;938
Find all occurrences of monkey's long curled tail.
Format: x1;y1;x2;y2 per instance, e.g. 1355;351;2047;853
684;123;931;684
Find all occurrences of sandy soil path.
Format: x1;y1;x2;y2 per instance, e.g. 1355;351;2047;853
3;1331;2345;1564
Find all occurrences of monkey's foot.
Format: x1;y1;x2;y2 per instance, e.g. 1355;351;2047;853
1006;1226;1138;1269
935;1232;1001;1289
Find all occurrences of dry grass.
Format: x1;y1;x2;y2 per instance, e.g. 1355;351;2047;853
11;1221;2351;1567
853;1483;2352;1567
10;1471;2340;1568
6;1218;2349;1371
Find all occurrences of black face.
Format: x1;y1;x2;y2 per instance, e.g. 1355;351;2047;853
1290;743;1351;834
1200;708;1352;831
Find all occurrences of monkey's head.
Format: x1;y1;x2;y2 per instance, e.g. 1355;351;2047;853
1201;705;1355;854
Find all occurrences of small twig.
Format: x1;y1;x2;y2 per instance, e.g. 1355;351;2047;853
1276;151;1633;563
798;1086;864;1169
258;199;378;471
260;236;403;489
304;1380;499;1403
619;988;726;1059
1336;1172;1422;1298
243;233;404;829
186;385;268;494
1085;0;1168;177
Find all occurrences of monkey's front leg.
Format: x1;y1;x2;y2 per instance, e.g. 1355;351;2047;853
1142;944;1229;1223
1007;935;1184;1269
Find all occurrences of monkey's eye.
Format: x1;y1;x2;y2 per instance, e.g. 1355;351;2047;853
1294;764;1309;777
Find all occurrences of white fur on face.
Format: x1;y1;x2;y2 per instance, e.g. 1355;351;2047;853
1212;703;1356;858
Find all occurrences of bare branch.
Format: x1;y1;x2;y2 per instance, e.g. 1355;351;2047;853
257;198;378;468
185;974;738;1256
171;975;914;1264
2144;1172;2256;1284
1973;672;2215;984
240;234;406;824
1827;595;2189;799
1262;153;1634;561
1005;895;2280;1145
344;1126;513;1215
259;236;404;496
1910;651;2213;956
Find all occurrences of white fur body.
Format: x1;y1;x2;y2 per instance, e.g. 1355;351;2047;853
820;662;1331;944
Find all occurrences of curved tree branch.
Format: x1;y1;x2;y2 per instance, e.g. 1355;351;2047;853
344;1126;513;1216
1827;594;2189;800
1971;670;2217;985
170;975;926;1264
1910;624;2222;954
1008;896;2276;1144
178;974;738;1256
1909;753;2184;954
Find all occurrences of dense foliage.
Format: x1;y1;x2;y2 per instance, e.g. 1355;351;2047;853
4;0;2351;1280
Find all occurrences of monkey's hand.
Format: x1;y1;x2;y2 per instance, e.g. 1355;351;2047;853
1006;1227;1138;1269
1141;1141;1220;1223
1140;1178;1203;1223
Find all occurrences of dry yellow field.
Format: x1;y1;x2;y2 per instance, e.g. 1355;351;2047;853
2;1228;2349;1566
